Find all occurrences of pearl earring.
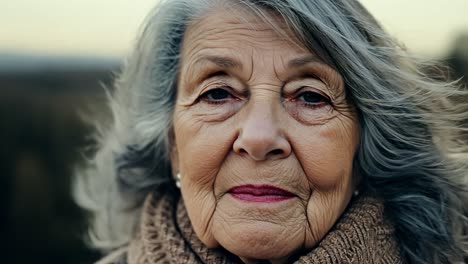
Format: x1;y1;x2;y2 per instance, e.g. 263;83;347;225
175;173;181;188
353;190;360;197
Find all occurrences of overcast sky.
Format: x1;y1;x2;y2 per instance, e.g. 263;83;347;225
1;0;467;58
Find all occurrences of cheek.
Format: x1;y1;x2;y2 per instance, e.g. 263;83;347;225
174;114;236;183
295;119;358;190
304;189;353;247
301;152;353;189
293;118;358;246
173;114;238;246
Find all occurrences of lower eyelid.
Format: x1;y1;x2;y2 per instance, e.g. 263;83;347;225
284;97;330;109
300;102;328;110
204;98;237;106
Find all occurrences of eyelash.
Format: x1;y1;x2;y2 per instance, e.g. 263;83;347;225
293;90;332;109
198;86;332;110
199;87;235;105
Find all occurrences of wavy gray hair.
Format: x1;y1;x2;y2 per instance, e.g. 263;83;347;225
74;0;468;263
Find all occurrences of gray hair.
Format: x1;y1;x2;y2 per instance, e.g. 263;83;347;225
74;0;468;262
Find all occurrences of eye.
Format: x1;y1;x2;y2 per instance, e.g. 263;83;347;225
199;88;234;104
296;90;330;107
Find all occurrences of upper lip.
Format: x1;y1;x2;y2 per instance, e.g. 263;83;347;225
228;184;295;196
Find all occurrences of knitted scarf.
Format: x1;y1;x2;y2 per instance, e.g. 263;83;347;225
99;190;402;264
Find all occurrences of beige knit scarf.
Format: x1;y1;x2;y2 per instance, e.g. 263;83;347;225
99;189;402;264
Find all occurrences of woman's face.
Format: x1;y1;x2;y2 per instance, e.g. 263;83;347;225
172;9;359;264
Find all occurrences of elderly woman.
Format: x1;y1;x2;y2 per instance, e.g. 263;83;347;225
76;0;468;263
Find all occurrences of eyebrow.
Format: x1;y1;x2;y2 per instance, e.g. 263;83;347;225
288;55;323;68
194;55;242;69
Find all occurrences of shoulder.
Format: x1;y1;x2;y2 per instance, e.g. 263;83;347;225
95;247;128;264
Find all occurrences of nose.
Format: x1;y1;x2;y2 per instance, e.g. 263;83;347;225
233;101;291;161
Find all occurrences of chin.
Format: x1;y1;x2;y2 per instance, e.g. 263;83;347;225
235;246;303;264
213;223;304;263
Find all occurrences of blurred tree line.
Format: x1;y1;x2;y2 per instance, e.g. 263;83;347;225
1;64;115;263
0;33;467;264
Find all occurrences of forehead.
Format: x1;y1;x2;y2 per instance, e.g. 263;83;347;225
179;8;323;84
181;7;308;58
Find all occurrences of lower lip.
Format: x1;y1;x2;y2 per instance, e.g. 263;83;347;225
230;193;294;202
228;185;295;203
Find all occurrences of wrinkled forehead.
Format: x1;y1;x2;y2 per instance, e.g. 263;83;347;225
182;3;307;56
178;8;322;87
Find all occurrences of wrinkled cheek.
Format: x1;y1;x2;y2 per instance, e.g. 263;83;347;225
300;155;355;247
175;123;228;187
181;152;220;188
180;185;220;248
176;141;223;247
304;189;351;247
174;119;236;248
302;159;352;191
299;135;356;191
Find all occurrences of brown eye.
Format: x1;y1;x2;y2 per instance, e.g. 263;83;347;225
298;91;330;106
200;88;234;104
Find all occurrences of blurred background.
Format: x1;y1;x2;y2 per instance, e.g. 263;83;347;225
1;0;467;263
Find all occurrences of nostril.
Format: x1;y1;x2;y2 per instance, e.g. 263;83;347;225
239;148;248;155
270;149;284;156
233;135;291;160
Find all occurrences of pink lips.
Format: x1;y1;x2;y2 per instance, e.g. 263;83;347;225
228;184;295;203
